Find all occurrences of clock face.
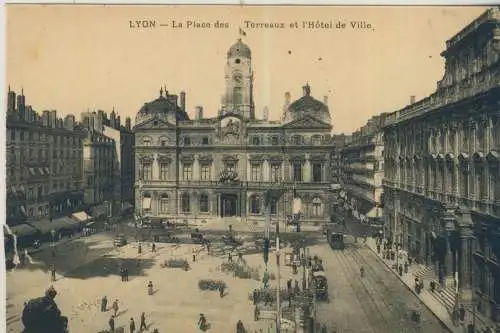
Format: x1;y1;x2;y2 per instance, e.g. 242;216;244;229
233;73;243;84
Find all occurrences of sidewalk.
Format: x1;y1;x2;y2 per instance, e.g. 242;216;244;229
364;237;461;333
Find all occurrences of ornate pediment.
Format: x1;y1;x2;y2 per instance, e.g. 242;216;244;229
282;115;330;129
218;169;240;184
220;117;242;138
268;155;283;163
310;154;326;162
157;154;173;163
139;155;154;163
180;154;195;163
198;155;213;164
134;116;176;130
290;155;305;162
222;154;239;163
249;154;265;163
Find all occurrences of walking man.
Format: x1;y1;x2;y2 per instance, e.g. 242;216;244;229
101;295;108;312
140;312;147;331
129;317;136;333
152;243;156;253
50;264;56;282
108;316;115;332
219;284;225;298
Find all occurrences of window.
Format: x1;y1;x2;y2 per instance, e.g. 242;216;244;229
292;161;303;182
184;137;191;146
183;163;193;180
200;164;210;180
199;194;209;213
311;136;322;145
250;195;261;214
270;198;278;215
142;193;152;212
225;163;235;172
143;137;151;146
271;164;281;182
142;163;152;180
160;138;168;146
312;197;323;217
181;193;190;213
252;137;260;145
312;163;322;182
251;164;262;181
160;194;168;213
271;136;279;146
10;130;15;141
160;163;169;180
233;87;243;105
20;131;24;141
291;135;302;145
202;137;209;145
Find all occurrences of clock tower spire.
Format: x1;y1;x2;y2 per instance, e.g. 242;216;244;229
221;38;254;119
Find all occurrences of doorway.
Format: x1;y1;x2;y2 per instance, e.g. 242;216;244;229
220;194;238;217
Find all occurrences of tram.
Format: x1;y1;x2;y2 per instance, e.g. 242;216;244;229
328;232;345;250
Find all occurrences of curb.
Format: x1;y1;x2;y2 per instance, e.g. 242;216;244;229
364;241;459;333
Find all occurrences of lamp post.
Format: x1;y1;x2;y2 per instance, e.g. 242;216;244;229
276;221;281;333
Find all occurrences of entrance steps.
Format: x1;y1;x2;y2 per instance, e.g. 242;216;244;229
433;287;456;314
414;265;436;280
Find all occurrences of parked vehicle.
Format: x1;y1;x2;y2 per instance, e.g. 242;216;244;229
114;234;127;247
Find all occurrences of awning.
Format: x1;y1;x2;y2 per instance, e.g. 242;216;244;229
29;168;35;176
11;186;16;195
29;217;79;234
72;211;91;222
366;207;383;218
66;199;72;207
6;224;39;238
91;205;108;218
44;167;50;175
38;168;45;175
142;197;152;210
20;206;27;216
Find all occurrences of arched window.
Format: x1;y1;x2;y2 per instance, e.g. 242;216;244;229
311;197;323;217
160;194;168;213
233;87;243;105
252;136;260;145
181;193;190;213
199;193;209;213
202;137;209;145
183;137;191;146
142;136;152;146
159;136;168;146
250;195;261;214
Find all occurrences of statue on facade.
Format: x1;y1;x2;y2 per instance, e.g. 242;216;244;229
222;119;240;138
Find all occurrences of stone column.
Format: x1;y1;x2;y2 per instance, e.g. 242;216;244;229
193;155;200;181
304;158;311;182
263;159;269;182
442;206;456;288
153;155;159;180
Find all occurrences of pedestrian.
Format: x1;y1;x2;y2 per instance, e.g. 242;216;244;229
193;254;196;262
236;320;245;333
321;324;328;333
253;289;258;305
50;264;56;282
152;329;159;333
148;281;154;295
138;243;142;254
219;284;225;298
101;295;108;312
140;312;147;331
129;317;136;333
228;252;232;263
287;279;292;291
254;305;259;321
152;243;156;253
112;299;119;317
125;268;129;281
109;316;115;332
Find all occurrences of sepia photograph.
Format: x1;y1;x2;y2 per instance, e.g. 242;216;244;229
4;4;500;333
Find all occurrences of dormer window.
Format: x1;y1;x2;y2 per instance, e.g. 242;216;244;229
184;137;191;146
202;137;209;145
271;136;279;146
153;120;158;126
252;136;260;145
143;137;152;147
291;135;302;145
311;135;322;145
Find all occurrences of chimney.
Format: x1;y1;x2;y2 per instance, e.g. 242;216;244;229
42;111;50;126
323;95;328;105
17;94;26;119
410;95;416;104
110;110;116;128
263;106;269;121
64;115;75;131
125;117;131;130
284;92;291;106
302;83;311;96
168;94;178;107
195;105;203;120
89;115;95;130
7;89;16;113
116;115;121;129
180;91;186;112
50;110;57;128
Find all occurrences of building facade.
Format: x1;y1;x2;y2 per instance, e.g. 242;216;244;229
134;38;333;225
81;110;134;218
339;115;386;226
6;89;86;226
383;8;500;324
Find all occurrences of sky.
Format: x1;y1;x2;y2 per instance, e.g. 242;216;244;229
6;5;488;134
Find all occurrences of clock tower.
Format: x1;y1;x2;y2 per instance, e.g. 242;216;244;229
221;38;255;119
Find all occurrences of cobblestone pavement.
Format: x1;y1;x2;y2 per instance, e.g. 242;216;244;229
310;237;451;333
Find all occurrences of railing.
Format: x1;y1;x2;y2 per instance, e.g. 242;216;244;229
137;179;331;188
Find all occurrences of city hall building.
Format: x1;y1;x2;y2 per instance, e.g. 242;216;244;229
133;38;333;225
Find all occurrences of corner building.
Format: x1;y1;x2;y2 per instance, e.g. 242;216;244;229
383;8;500;324
134;38;333;225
